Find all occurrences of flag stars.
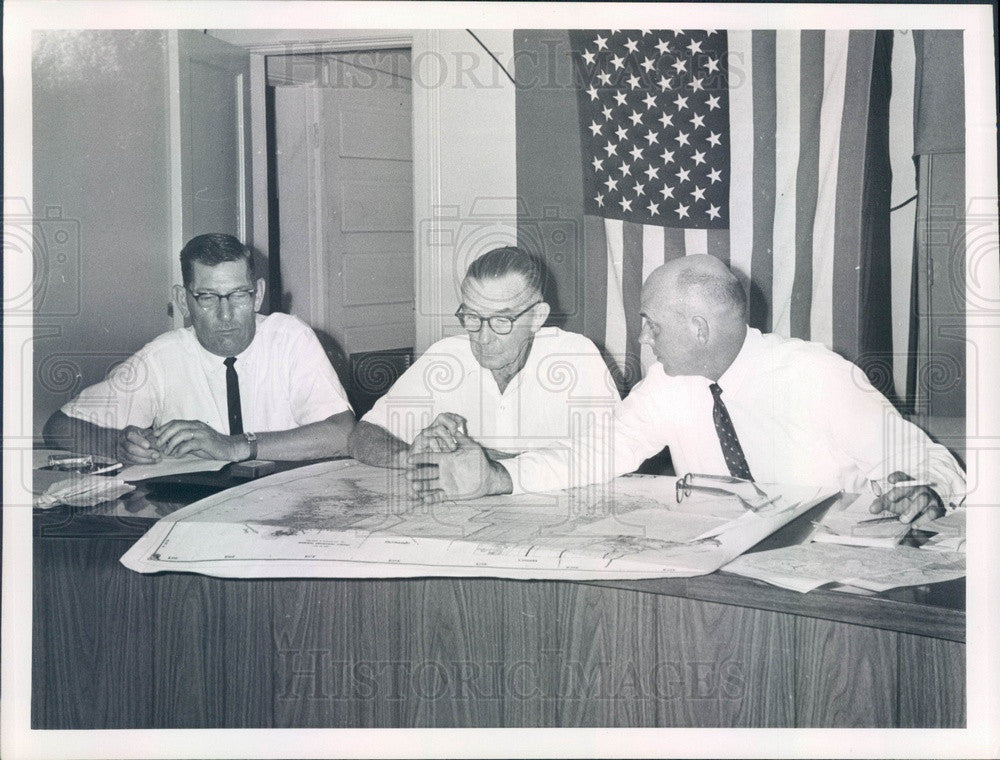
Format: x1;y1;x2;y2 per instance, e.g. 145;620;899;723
594;192;605;207
602;104;614;121
706;94;721;111
689;76;704;92
691;185;706;202
597;70;612;86
647;200;660;216
589;120;603;136
611;53;626;70
629;144;644;161
660;184;675;199
707;131;722;147
628;109;644;125
619;196;633;212
686;39;703;55
582;49;596;66
676;203;691;219
671;58;687;75
595;35;608;50
675;130;690;147
619;161;633;176
603;175;619;192
603;140;618;157
627;73;642;90
591;156;604;172
658;75;673;91
676;167;691;183
625;38;639;54
655;38;670;55
707;204;722;219
634;181;646;196
644;129;660;145
658;112;674;128
614;91;628;106
641;56;656;73
586;85;599;101
673;94;689;110
705;57;720;74
644;164;660;181
615;124;629;141
707;167;722;184
690;112;706;130
691;149;706;166
642;92;658;109
660;147;675;163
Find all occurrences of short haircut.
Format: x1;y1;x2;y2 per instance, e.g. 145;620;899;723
465;246;546;298
676;267;748;321
180;233;255;286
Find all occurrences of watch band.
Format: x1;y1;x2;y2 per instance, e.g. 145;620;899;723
242;431;258;461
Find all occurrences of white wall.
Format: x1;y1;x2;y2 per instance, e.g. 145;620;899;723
412;30;517;353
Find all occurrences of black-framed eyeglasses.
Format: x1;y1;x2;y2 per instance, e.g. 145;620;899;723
455;302;541;335
186;287;256;311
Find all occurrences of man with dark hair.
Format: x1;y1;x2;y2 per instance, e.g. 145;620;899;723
348;246;619;467
408;255;965;525
44;233;355;464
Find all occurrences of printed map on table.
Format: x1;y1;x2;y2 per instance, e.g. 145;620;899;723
120;460;834;580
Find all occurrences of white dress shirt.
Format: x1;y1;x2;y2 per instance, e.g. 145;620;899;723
62;313;352;433
362;327;620;453
502;328;965;505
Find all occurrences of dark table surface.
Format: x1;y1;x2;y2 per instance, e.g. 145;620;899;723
31;461;966;642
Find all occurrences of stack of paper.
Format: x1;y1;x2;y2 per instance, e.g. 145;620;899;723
810;491;911;548
723;542;966;593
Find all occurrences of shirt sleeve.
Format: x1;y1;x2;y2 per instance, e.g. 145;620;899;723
361;350;454;444
501;368;669;495
285;321;353;425
61;350;160;430
810;352;966;508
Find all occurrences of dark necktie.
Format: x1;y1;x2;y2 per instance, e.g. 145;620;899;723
224;357;243;435
709;382;752;481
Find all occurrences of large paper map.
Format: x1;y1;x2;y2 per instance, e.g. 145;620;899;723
120;460;833;580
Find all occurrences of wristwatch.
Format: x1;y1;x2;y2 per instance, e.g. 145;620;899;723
242;431;258;461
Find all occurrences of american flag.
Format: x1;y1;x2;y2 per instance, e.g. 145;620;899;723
570;29;894;391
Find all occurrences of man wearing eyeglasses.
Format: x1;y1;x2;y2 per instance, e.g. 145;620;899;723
348;246;619;468
43;233;354;464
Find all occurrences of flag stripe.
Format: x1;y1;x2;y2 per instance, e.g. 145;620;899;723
604;218;627;374
810;30;851;347
684;229;708;255
622;221;645;384
832;31;876;360
790;30;825;341
584;214;609;348
727;30;754;294
750;30;777;332
707;228;730;264
771;30;801;338
664;227;686;261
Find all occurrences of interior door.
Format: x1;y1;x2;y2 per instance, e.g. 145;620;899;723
170;30;252;323
272;50;414;355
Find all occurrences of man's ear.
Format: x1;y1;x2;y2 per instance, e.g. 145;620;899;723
529;301;551;331
253;278;267;312
691;315;710;345
173;284;191;321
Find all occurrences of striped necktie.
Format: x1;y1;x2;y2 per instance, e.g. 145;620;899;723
709;382;752;481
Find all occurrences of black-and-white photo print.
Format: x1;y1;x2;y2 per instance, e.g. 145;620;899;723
3;2;998;759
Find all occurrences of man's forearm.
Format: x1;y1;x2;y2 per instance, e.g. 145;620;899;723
347;420;410;468
255;410;355;462
42;411;119;458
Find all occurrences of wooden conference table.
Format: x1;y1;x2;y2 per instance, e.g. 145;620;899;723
31;465;965;729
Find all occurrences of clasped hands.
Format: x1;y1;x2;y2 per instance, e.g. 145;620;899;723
403;413;507;504
116;421;249;464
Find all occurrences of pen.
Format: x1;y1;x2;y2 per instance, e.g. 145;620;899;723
91;462;124;476
869;478;936;496
856;514;902;526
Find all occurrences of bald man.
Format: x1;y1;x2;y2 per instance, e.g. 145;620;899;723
408;255;965;524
